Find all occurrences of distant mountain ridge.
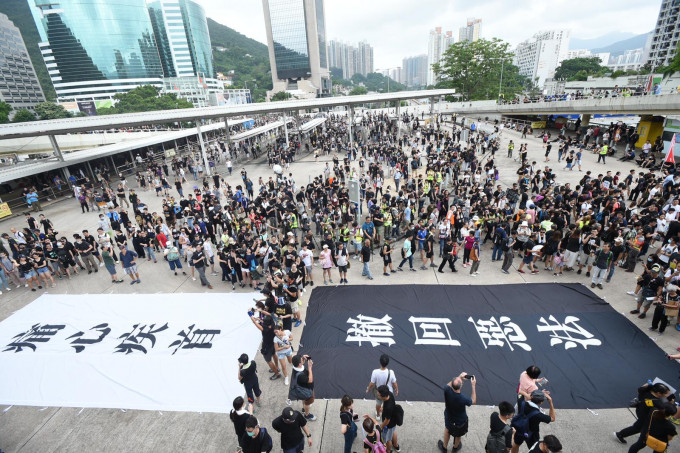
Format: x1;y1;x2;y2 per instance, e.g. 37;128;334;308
592;33;650;56
569;32;635;50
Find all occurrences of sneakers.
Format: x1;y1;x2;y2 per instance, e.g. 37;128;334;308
518;269;525;274
586;271;591;277
284;376;289;386
270;373;281;381
577;269;582;275
383;273;390;276
294;320;302;327
638;313;647;319
501;269;510;274
591;283;596;288
397;267;404;272
614;432;627;444
630;309;640;314
410;268;417;272
597;284;604;289
626;291;637;296
531;270;539;274
437;440;447;453
305;413;317;421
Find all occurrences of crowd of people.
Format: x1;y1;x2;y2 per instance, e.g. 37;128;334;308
2;105;680;452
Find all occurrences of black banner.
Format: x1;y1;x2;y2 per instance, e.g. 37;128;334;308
297;283;680;409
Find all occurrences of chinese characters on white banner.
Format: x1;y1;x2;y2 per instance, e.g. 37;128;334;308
346;314;602;351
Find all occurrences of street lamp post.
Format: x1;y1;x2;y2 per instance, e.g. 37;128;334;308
498;59;505;100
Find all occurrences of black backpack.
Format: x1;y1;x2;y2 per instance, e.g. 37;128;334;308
510;399;541;440
392;403;404;426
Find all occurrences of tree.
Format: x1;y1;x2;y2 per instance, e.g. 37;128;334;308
433;38;526;101
271;91;292;101
97;85;193;115
34;102;72;120
11;109;36;122
0;101;11;124
554;57;605;81
349;86;368;96
660;43;680;79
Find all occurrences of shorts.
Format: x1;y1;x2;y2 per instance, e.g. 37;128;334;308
124;265;138;275
383;256;392;265
105;264;117;275
445;410;468;437
426;251;433;259
276;349;292;360
381;426;396;443
638;288;656;307
37;267;50;275
305;265;312;274
522;255;533;264
261;347;274;363
513;430;537;447
338;265;347;273
577;250;591;266
23;270;37;279
291;302;300;314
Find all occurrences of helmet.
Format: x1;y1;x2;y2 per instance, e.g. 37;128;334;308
651;264;662;273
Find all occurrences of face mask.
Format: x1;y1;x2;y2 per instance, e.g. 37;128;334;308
246;430;256;437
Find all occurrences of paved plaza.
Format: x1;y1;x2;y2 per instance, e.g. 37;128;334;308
0;119;674;453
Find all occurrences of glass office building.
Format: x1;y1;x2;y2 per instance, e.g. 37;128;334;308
29;0;164;101
0;13;45;115
267;0;311;80
263;0;331;98
148;0;214;79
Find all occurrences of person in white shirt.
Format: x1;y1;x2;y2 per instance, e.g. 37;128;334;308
299;244;314;286
365;354;399;418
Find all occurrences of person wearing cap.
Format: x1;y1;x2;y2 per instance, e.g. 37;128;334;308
650;285;680;334
272;406;312;453
607;236;626;283
510;390;555;453
629;264;665;319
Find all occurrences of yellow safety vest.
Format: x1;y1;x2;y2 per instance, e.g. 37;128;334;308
355;228;364;241
289;214;298;229
384;212;392;227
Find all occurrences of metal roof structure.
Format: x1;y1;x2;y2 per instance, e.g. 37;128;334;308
0;118;293;182
0;90;456;140
298;117;327;133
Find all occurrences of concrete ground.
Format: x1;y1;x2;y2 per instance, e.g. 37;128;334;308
0;120;675;453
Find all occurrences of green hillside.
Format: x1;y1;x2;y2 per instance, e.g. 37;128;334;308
0;0;56;100
208;18;272;102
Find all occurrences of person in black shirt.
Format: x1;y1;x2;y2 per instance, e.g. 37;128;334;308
377;385;400;453
485;401;514;453
238;353;262;406
615;382;673;445
192;243;212;289
272;407;312;453
249;314;281;381
339;395;359;453
240;416;273;453
230;396;252;447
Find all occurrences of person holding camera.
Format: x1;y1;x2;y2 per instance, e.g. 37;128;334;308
438;372;477;452
650;284;680;334
289;354;317;421
615;382;674;448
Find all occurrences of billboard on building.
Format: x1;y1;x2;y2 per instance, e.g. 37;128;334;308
77;101;97;116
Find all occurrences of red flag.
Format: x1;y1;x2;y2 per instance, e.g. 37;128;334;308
666;133;676;164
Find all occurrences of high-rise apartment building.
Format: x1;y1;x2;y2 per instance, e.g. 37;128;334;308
514;30;570;87
148;0;214;79
28;0;165;102
328;39;374;79
0;13;45;116
646;0;680;69
402;55;428;87
262;0;331;99
427;27;455;86
459;18;482;43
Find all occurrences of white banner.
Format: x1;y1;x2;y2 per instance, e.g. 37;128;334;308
0;293;261;413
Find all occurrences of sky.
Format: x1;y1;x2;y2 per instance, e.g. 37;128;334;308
197;0;662;69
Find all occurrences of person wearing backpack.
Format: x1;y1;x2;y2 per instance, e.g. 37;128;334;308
377;385;402;453
366;354;399;419
288;354;317;421
240;415;273;453
361;416;387;453
438;372;476;452
510;390;555;453
485;401;515;453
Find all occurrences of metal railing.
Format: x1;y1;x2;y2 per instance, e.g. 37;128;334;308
498;91;680;105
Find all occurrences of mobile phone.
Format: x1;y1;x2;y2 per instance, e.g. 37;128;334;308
464;374;474;380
